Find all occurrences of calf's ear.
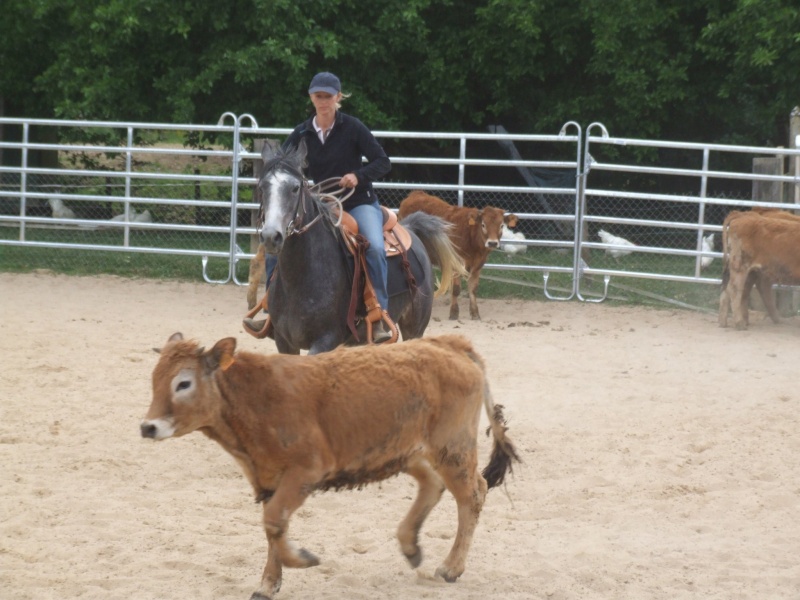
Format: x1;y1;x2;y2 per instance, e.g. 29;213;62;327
505;214;519;227
154;332;185;354
202;337;238;373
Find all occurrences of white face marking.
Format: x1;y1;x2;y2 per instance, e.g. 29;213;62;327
141;417;176;440
261;171;296;234
171;369;196;403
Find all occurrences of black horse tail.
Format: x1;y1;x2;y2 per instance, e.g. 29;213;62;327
400;212;467;298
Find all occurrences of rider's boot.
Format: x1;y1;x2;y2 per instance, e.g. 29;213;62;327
372;320;392;344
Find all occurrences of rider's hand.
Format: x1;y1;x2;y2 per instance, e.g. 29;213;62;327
340;173;358;189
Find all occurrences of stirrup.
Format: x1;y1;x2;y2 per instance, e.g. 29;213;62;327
366;310;399;345
242;294;271;339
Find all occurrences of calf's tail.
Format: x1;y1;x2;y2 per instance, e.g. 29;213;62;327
480;381;521;488
401;212;467;298
720;218;731;290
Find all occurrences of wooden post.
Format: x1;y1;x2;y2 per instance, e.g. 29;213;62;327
752;156;783;205
790;107;800;311
251;139;265;255
791;106;800;207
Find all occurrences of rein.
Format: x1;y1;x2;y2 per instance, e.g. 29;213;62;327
257;161;354;239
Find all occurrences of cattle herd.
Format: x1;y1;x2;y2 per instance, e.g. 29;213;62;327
142;191;796;599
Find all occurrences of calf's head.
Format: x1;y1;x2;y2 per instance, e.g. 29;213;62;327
140;332;236;441
471;207;519;249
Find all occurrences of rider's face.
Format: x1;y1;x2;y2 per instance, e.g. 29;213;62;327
310;92;340;116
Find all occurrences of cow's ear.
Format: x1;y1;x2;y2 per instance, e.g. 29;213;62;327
203;337;237;373
469;209;482;227
505;213;519;227
155;331;184;353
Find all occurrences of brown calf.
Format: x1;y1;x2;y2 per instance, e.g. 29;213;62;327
719;208;800;328
719;210;800;330
141;333;519;599
398;191;518;320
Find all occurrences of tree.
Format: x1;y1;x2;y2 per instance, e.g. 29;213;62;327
1;0;797;148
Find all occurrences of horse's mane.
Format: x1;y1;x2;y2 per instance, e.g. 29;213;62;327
309;193;339;233
262;145;300;176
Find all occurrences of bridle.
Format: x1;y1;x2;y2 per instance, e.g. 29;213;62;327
256;161;354;240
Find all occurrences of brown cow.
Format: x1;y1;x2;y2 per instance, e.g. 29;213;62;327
719;211;800;330
141;333;519;599
398;191;519;320
719;208;800;328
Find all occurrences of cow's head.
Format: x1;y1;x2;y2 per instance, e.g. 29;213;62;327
140;333;237;441
470;207;519;249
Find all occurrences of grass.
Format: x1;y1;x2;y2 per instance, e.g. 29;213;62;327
0;225;722;312
475;247;723;312
0;226;252;282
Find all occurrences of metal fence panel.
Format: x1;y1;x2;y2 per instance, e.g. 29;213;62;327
2;115;798;313
579;122;800;309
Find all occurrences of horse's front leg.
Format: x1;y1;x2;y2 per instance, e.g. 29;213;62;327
251;470;323;600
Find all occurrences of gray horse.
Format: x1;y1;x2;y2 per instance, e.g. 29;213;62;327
255;140;464;355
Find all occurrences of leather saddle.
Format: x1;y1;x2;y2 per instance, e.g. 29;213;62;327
332;206;416;343
333;205;413;256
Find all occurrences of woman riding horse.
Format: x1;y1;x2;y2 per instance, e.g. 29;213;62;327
244;71;394;344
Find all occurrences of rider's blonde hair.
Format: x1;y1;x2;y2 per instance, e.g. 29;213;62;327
335;92;351;111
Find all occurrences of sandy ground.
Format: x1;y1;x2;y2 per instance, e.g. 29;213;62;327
2;271;800;600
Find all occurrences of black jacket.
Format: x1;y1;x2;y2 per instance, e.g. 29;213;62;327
283;111;391;208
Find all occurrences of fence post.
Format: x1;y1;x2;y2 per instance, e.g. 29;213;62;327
752;156;782;205
791;106;800;207
251;139;265;255
790;107;800;311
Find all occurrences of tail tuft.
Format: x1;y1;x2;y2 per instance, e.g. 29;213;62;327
481;403;521;488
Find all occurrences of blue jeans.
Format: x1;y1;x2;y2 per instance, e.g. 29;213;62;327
349;200;389;310
264;199;389;310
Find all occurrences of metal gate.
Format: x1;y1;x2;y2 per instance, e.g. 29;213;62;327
1;114;798;310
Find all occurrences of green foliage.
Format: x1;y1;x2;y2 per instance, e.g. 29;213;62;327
1;0;797;145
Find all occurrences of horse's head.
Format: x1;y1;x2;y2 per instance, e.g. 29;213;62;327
257;139;309;253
